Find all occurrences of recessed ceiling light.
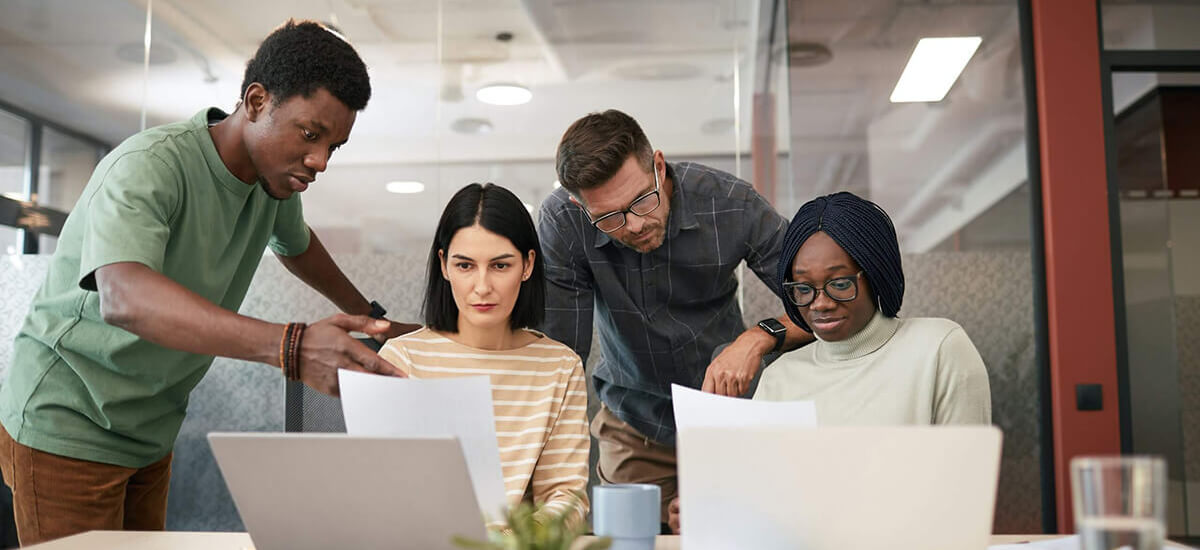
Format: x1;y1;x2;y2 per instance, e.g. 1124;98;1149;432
451;117;494;134
115;42;178;65
700;118;735;135
476;84;532;106
386;181;425;194
890;37;982;103
613;62;702;81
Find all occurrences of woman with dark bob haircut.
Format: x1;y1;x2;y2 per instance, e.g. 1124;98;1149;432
378;183;589;523
752;191;991;425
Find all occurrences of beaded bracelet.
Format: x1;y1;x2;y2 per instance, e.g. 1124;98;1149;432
286;323;307;381
280;322;297;376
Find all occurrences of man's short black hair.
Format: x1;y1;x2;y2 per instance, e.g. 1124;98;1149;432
240;19;371;110
423;183;546;332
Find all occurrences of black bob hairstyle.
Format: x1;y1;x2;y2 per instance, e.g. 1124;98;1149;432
777;191;905;333
423;183;545;332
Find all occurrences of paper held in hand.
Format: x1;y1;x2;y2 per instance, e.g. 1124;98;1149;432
338;370;508;520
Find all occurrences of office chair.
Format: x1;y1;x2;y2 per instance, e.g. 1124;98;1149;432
283;337;383;433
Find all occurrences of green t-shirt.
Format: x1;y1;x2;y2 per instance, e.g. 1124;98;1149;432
0;108;310;468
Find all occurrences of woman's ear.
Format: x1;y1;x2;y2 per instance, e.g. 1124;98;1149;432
522;250;535;281
438;249;450;281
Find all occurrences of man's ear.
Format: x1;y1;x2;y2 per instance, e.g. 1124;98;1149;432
243;83;269;122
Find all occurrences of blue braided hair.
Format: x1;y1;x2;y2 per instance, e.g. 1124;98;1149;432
776;192;905;332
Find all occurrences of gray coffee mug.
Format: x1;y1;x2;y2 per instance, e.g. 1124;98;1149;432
592;484;660;550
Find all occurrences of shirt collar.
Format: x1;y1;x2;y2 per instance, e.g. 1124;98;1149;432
592;162;698;249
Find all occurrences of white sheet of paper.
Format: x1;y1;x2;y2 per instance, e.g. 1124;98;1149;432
671;384;818;430
988;535;1080;550
338;370;507;519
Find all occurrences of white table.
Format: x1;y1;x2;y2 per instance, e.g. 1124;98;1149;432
27;532;1191;549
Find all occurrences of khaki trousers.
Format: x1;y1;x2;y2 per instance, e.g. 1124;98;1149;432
590;405;677;523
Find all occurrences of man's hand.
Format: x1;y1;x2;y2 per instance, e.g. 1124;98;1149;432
372;320;421;343
668;497;681;534
300;314;408;396
700;328;773;396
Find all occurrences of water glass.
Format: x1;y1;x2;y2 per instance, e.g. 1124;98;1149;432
1071;456;1166;550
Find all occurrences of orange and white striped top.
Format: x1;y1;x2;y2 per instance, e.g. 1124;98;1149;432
378;327;590;522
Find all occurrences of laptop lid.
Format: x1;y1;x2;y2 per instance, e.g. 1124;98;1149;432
677;426;1002;550
208;433;488;550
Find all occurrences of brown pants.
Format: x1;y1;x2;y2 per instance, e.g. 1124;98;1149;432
0;426;172;546
590;405;677;523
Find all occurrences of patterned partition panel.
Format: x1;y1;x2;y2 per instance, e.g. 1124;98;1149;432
1;251;1042;532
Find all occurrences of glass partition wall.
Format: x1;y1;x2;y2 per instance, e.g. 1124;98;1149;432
0;0;1055;534
1101;2;1200;536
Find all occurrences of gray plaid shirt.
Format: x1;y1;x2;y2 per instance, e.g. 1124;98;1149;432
537;162;787;445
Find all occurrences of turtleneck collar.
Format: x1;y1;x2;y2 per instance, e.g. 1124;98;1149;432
814;310;900;362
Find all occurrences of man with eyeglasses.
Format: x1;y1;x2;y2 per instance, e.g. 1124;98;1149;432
537;109;814;529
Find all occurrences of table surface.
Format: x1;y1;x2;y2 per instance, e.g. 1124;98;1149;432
28;531;1188;550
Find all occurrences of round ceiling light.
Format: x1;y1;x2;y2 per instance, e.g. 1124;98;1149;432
476;84;532;106
386;181;425;194
788;42;833;67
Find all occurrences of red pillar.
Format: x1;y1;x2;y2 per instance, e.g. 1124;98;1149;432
1030;0;1122;532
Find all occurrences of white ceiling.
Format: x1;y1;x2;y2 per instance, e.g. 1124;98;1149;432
0;0;768;251
5;0;1199;254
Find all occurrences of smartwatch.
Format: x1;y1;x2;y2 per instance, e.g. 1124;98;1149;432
756;318;787;353
367;300;388;319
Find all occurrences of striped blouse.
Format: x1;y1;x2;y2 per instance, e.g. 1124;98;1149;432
378;327;590;522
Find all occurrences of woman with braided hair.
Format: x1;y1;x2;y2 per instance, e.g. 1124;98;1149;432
751;191;991;425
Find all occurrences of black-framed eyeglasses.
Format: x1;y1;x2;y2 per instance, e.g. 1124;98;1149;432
587;166;662;233
782;271;863;307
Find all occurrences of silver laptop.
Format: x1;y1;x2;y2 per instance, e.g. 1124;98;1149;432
676;426;1002;550
208;433;488;550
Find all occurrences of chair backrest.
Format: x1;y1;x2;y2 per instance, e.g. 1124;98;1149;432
283;337;383;433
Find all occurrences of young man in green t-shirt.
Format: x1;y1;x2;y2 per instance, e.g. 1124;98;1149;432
0;20;413;545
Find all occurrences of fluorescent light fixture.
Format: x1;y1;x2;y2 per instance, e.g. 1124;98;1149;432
385;181;425;194
890;37;982;103
476;84;532;106
523;202;534;213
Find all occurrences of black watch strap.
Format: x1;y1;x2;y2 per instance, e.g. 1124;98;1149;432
368;300;388;319
757;318;787;353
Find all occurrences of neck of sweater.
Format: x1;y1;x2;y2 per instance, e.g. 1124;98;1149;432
816;311;900;361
